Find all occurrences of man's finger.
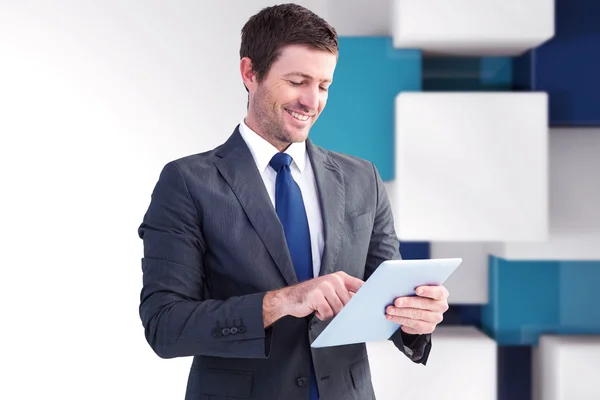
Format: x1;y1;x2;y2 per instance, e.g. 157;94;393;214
342;274;365;293
315;302;333;320
415;285;448;301
386;306;441;323
336;286;352;306
386;316;434;334
324;290;344;316
394;296;443;311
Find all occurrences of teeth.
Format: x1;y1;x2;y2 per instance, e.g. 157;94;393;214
287;109;309;121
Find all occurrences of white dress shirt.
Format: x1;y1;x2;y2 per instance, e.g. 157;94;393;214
238;118;325;279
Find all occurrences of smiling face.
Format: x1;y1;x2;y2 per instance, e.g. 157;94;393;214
241;44;337;151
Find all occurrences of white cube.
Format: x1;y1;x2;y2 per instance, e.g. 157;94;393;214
431;242;489;304
533;335;600;400
392;0;554;56
394;92;548;242
488;232;600;260
489;128;600;260
368;326;496;400
318;0;392;36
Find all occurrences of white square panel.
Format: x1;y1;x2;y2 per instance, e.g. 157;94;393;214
368;326;496;400
321;0;392;36
394;92;548;242
431;242;489;304
392;0;554;56
490;128;600;260
533;335;600;400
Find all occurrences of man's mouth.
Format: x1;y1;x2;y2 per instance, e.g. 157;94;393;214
285;108;311;121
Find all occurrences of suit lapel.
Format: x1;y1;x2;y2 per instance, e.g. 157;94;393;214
214;127;298;286
307;140;345;277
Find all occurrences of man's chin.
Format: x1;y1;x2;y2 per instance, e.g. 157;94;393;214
286;124;312;142
289;131;310;144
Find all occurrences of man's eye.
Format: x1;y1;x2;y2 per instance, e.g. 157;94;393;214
320;86;329;92
289;81;302;86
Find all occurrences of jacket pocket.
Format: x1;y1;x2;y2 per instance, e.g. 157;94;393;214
349;356;371;390
347;211;373;233
188;367;253;398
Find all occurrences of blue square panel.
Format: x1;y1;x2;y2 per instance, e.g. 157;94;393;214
481;256;600;345
439;305;483;327
558;261;600;330
513;0;600;126
399;241;429;260
309;37;421;181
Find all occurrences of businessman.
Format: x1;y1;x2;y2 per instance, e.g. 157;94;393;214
138;3;449;400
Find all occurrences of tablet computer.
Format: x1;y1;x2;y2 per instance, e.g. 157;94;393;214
310;258;462;348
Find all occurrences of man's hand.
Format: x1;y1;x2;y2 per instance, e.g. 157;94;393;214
385;285;449;335
263;272;364;327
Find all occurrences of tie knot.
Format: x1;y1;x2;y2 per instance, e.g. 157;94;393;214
269;152;293;171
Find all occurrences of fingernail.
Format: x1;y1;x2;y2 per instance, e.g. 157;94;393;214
395;299;403;307
417;288;424;295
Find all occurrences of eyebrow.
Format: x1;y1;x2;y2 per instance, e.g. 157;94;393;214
283;72;332;84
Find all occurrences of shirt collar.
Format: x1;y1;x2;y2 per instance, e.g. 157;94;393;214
239;118;307;173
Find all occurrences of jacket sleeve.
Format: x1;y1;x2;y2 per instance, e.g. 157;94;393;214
138;161;273;359
364;162;432;365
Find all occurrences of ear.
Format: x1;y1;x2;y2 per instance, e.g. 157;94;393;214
240;57;257;92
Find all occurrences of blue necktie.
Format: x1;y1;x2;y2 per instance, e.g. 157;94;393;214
269;152;319;400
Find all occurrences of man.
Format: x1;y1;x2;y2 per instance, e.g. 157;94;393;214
138;3;449;399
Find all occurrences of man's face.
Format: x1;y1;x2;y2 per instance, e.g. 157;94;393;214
248;44;337;148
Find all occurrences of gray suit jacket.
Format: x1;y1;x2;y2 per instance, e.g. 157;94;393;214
138;126;431;400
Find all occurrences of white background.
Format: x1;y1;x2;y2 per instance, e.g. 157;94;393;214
0;1;319;398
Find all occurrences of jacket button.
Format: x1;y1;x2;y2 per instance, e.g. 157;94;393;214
297;377;308;387
212;328;222;337
221;328;231;336
238;326;246;333
230;327;238;335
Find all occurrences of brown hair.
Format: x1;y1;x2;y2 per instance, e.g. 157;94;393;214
240;3;338;85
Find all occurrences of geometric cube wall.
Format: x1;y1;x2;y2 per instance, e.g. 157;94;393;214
306;2;598;400
394;92;549;242
393;0;555;56
368;327;497;400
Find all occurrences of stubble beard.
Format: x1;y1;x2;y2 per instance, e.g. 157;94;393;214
252;84;298;148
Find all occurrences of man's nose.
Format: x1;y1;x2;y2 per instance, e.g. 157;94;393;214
298;85;319;113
